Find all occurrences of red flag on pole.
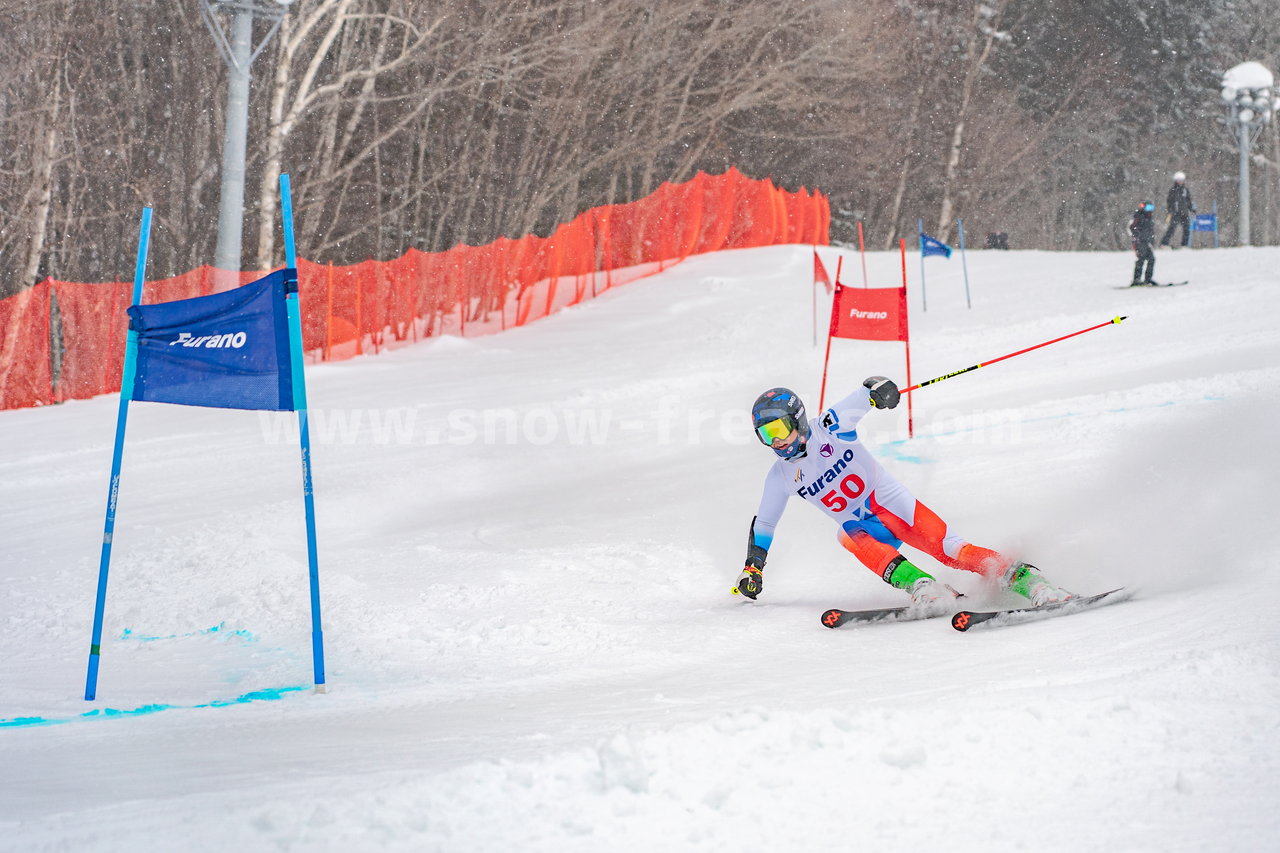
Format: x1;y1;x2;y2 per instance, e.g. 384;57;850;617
818;281;912;438
813;248;833;294
829;285;908;342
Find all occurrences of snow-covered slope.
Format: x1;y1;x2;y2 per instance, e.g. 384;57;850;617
2;244;1278;851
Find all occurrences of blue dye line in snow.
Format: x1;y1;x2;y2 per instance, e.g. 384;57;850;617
876;443;932;465
0;686;307;729
876;395;1223;465
121;622;256;644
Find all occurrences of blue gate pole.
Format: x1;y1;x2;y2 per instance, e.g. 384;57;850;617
957;218;972;309
917;218;928;312
279;174;326;693
85;207;152;701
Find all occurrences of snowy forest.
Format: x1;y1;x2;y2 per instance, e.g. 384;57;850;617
2;0;1279;295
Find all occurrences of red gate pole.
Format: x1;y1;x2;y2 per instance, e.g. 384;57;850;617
818;283;843;412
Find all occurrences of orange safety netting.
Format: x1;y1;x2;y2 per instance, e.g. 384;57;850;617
0;167;828;410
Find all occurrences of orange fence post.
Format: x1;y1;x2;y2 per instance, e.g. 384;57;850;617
602;210;614;290
356;265;364;355
44;280;55;403
459;273;467;337
325;262;334;361
657;184;668;272
371;262;383;354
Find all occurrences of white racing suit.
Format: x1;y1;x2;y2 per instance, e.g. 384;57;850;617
747;389;1010;587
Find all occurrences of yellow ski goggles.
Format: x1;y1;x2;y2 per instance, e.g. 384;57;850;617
755;416;797;445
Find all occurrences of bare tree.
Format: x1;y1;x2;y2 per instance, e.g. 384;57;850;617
254;0;444;268
935;1;1011;241
2;0;1272;300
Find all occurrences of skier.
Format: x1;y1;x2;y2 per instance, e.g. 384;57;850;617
1128;200;1156;285
1159;172;1195;249
733;383;1073;615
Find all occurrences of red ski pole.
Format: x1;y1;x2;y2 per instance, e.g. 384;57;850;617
903;316;1126;394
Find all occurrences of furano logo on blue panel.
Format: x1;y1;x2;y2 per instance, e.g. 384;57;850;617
169;331;247;349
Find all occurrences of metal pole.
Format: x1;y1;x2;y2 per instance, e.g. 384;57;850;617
899;239;912;439
1268;117;1276;246
917;218;927;312
213;9;253;287
857;220;868;287
1239;119;1253;246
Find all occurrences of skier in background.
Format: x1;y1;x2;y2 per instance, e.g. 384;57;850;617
733;383;1074;614
1129;200;1157;285
1160;171;1195;249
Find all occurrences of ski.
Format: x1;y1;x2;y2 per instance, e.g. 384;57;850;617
820;604;952;628
950;588;1127;632
1122;280;1187;288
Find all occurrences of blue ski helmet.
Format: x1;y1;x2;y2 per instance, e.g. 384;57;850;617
1141;200;1155;213
751;387;810;460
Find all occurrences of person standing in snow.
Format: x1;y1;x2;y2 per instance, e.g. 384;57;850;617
1159;172;1195;249
1129;200;1157;285
733;383;1073;614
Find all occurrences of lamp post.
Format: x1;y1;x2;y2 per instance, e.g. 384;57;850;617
1221;61;1276;246
200;0;292;289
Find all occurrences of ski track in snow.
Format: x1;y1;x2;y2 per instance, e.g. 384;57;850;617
2;245;1278;851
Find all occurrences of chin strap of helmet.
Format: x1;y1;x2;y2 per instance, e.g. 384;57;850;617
772;434;807;460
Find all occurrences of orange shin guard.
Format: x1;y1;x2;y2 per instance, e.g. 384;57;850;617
953;543;1010;578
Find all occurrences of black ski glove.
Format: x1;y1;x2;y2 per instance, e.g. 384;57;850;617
863;376;900;409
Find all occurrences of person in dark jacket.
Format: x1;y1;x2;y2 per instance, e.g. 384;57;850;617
1129;200;1156;285
1160;171;1195;248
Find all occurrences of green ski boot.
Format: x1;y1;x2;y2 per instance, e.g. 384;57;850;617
1003;562;1074;607
884;556;959;616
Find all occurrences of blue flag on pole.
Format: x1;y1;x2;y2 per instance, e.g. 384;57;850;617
85;179;325;704
126;269;296;411
1192;213;1217;232
920;234;952;258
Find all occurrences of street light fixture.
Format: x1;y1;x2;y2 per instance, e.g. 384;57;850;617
1221;61;1276;246
199;0;292;288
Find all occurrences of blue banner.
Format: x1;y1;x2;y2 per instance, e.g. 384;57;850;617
921;233;952;258
1192;213;1217;232
126;270;296;411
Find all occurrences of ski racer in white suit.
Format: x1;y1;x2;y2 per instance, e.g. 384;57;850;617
733;380;1073;613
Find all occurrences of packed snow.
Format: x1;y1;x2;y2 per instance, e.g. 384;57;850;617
2;242;1278;851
